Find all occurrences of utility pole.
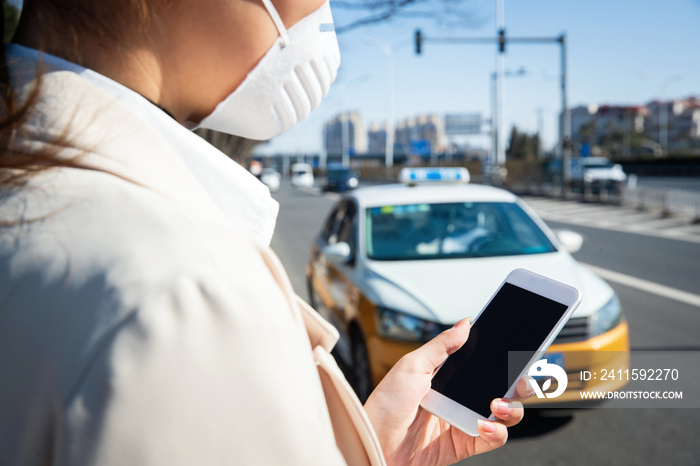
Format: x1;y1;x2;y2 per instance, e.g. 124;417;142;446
334;75;372;168
623;108;631;159
320;125;328;170
342;113;350;168
364;37;395;169
338;83;350;168
560;34;571;188
491;73;497;168
537;107;544;159
490;67;526;173
659;75;681;156
496;0;506;173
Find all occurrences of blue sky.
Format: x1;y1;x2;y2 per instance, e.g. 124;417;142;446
256;0;700;155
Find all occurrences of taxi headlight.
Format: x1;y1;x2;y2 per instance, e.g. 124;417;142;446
376;307;448;342
590;293;623;337
348;177;358;188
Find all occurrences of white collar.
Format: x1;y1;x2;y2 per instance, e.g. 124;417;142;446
5;44;279;246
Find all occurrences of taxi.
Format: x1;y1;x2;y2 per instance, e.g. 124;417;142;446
306;168;629;402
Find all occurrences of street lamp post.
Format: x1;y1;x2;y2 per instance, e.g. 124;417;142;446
342;113;350;168
363;36;395;170
334;75;372;168
320;126;327;171
560;34;571;188
537;107;545;159
490;67;526;181
337;83;350;168
659;75;682;155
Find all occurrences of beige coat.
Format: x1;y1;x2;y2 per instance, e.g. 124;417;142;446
0;70;385;466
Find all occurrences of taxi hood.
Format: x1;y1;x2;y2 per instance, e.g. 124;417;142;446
363;252;613;325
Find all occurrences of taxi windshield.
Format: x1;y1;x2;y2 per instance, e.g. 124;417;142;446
365;202;557;261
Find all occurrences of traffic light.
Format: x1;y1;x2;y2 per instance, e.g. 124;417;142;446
498;28;506;53
415;29;422;55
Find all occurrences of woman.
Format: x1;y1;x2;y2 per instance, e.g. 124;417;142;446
0;1;526;465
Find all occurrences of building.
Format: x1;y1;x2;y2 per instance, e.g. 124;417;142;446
570;96;700;156
646;97;700;149
367;122;387;154
394;114;446;155
324;112;367;157
570;104;646;145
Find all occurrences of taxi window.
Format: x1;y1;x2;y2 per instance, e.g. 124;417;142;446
337;204;356;251
322;208;343;244
321;201;355;245
365;202;556;261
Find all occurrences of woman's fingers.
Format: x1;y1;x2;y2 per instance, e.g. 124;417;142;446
511;377;536;401
396;317;471;375
475;419;508;453
490;398;524;427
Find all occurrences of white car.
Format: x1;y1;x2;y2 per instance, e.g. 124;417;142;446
291;163;314;188
260;168;281;193
307;167;629;401
571;157;626;193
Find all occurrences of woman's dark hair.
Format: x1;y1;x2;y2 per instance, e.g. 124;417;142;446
0;1;50;188
0;0;165;189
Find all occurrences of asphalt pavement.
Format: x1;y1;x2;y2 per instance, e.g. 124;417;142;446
270;179;700;466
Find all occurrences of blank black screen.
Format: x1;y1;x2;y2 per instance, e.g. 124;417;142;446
431;283;568;418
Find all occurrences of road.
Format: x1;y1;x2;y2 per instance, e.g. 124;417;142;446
270;180;700;466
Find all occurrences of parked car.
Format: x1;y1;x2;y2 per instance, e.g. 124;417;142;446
571;157;627;193
291;163;314;188
260;168;281;193
322;167;359;192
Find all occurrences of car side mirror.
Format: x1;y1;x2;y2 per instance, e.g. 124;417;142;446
322;242;352;266
554;230;583;253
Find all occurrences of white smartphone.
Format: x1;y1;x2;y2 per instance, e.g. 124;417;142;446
420;268;581;437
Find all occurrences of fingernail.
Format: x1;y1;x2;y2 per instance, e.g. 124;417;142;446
453;317;472;328
525;380;537;395
478;419;497;433
495;400;511;413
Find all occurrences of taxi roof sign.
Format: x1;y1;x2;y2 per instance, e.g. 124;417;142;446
398;167;470;185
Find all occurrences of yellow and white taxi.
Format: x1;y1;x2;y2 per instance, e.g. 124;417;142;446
307;168;629;402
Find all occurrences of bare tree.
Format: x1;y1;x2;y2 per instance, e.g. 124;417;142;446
332;0;479;34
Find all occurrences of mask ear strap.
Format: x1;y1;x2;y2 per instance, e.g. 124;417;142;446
261;0;291;48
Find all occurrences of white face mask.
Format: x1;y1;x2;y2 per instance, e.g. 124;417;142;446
195;0;340;140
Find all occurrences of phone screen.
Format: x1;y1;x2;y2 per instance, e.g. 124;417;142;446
430;283;569;418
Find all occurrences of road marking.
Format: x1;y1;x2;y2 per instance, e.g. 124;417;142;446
524;196;700;244
581;263;700;308
535;210;700;244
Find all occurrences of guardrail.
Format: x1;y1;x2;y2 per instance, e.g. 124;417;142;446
510;182;700;223
622;186;700;220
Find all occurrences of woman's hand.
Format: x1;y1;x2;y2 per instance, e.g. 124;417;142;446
363;318;531;466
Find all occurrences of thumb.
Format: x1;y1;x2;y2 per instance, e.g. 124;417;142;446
400;317;471;375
